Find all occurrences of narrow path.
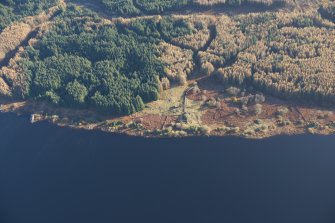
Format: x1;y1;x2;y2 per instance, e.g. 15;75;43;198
183;85;197;114
293;106;307;122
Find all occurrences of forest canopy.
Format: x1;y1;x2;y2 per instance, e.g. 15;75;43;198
99;0;285;16
0;0;57;31
2;0;335;119
14;12;165;115
9;6;197;116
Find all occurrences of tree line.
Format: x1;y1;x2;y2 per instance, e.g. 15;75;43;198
99;0;286;16
0;0;57;32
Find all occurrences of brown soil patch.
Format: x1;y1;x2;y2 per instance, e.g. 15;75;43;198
133;114;177;130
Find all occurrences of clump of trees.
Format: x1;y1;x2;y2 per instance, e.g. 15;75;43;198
169;16;213;51
136;0;188;14
160;16;193;40
99;0;187;16
98;0;288;16
99;0;188;15
101;0;140;16
15;11;167;116
156;42;194;84
201;62;215;75
213;10;335;106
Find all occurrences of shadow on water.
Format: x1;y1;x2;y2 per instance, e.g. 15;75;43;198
0;112;335;223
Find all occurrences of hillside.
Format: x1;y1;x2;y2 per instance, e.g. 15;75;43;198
1;0;335;138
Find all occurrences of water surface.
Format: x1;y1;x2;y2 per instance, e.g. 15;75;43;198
0;113;335;223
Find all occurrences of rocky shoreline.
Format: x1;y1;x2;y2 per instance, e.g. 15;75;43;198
1;80;335;139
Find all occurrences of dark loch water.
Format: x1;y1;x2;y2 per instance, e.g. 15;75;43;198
1;113;335;223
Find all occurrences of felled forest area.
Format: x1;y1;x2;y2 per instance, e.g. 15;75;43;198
1;0;335;138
